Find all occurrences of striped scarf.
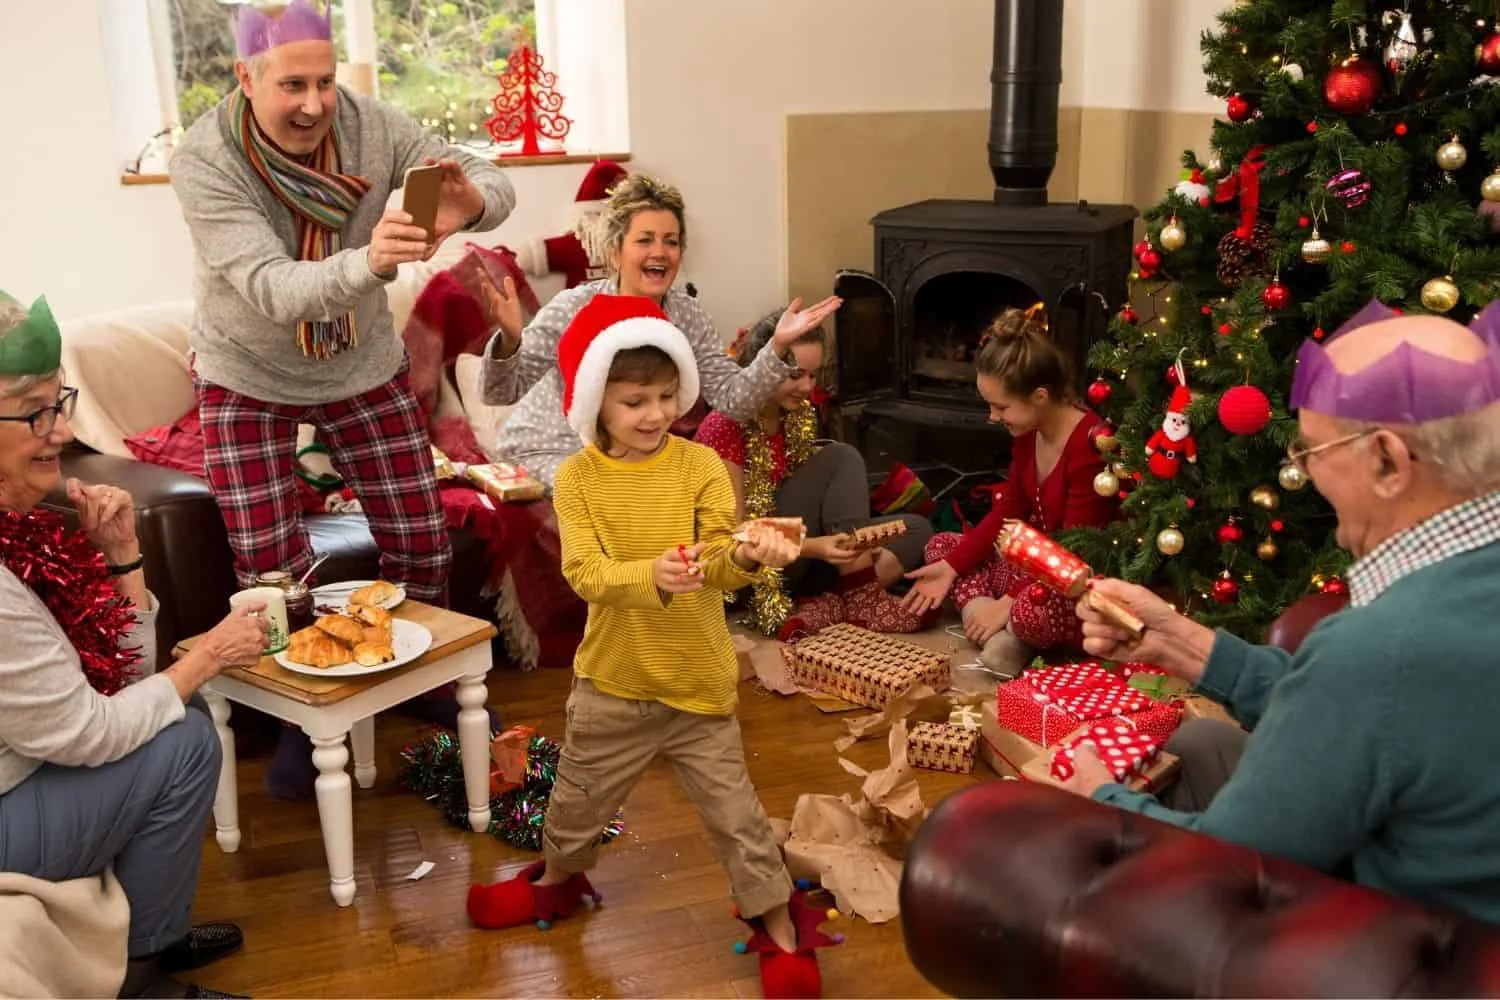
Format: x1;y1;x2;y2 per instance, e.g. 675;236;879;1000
227;89;372;359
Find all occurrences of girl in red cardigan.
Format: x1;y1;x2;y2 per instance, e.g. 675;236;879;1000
903;305;1116;674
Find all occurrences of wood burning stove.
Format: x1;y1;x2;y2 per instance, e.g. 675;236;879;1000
834;0;1137;477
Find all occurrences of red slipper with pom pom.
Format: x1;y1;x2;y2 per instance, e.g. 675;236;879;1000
467;860;603;930
736;888;841;999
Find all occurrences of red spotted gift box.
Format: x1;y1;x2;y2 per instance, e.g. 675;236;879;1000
994;677;1084;748
1023;659;1118;695
1050;720;1162;783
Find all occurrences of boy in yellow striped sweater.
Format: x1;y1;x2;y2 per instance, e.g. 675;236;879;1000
466;296;837;998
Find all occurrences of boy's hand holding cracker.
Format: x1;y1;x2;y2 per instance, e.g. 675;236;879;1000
654;544;705;594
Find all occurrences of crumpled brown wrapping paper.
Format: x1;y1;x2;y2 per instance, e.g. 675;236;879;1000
833;686;989;752
773;721;927;924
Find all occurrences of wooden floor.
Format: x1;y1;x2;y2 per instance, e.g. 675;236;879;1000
189;663;981;998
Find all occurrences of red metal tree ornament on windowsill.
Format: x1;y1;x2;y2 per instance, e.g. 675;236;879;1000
486;32;572;157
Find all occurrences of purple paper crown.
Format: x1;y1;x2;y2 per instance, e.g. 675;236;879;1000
233;0;332;59
1290;298;1500;423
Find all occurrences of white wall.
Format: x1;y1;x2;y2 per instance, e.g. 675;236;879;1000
622;0;996;332
0;0;607;320
1074;0;1228;114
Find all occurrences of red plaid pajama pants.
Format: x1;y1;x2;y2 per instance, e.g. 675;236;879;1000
925;532;1082;651
195;365;452;604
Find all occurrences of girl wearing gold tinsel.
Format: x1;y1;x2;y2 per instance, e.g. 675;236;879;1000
694;312;933;638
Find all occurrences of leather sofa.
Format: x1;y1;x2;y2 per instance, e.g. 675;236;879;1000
43;448;495;667
898;591;1500;997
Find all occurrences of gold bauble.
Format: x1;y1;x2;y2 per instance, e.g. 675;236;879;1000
1257;539;1279;561
1159;220;1188;251
1112;461;1131;478
1482;172;1500;203
1207;152;1226;175
1156;526;1185;556
1094;433;1120;454
1278;462;1310;492
1436;139;1468;172
1300;225;1332;264
1250;485;1281;510
1420;275;1460;313
1093;470;1120;497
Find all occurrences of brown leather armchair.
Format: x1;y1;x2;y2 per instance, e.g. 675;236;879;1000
43;449;495;665
897;591;1500;998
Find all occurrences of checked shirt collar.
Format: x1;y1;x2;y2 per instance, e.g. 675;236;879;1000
1347;490;1500;607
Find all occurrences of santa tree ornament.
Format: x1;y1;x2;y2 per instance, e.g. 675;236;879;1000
1144;367;1197;480
516;159;628;289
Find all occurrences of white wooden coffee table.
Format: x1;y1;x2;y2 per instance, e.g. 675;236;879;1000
175;601;497;906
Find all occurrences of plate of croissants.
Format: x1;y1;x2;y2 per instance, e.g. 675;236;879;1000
276;602;432;678
309;578;406;613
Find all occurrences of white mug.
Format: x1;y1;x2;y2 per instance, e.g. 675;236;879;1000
229;586;289;655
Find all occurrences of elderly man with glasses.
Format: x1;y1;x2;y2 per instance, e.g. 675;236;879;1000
1060;299;1500;923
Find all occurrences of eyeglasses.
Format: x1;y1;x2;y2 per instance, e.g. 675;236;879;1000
1284;427;1376;474
0;386;79;438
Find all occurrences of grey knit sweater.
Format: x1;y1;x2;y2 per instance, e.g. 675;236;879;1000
0;569;178;795
170;86;516;405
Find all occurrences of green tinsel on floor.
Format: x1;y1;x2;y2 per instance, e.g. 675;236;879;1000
398;731;624;851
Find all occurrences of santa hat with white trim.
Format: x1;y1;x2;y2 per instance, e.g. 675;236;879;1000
558;294;701;446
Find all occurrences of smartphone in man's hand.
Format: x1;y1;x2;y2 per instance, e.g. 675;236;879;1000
401;164;445;241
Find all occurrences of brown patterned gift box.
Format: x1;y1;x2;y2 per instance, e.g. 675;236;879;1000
907;721;979;774
786;623;951;709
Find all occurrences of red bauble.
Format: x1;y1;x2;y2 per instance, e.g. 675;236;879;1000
1211;575;1240;604
1217;522;1244;545
1138;248;1163;272
1226;94;1255;122
1133;240;1153;260
1270;519;1285;533
1324;55;1382;115
1120;306;1139;324
1026;583;1050;605
1322;577;1349;596
1086;379;1113;407
1478;31;1500;76
1165;365;1181;386
1313;326;1327;340
1262;280;1292;310
1218;385;1272;435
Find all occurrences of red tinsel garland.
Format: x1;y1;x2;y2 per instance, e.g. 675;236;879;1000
0;509;141;694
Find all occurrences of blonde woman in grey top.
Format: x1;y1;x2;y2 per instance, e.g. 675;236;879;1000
0;293;268;999
479;173;842;488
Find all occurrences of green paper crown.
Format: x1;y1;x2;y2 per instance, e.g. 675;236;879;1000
0;293;62;377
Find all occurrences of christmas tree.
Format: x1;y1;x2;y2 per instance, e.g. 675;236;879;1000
1063;0;1500;637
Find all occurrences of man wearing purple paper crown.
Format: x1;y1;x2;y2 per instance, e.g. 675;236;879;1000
169;0;514;605
1065;300;1500;922
169;0;513;796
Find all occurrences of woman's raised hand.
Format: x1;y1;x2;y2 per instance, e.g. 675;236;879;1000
771;296;842;353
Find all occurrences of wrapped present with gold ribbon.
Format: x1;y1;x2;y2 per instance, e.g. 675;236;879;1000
907;721;979;774
466;462;545;503
431;446;457;480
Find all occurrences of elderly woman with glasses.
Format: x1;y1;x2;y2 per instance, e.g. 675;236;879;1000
0;291;268;999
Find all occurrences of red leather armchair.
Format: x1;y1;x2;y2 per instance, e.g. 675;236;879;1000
899;592;1500;997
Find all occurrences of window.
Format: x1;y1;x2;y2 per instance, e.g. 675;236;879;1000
161;0;532;142
110;0;628;172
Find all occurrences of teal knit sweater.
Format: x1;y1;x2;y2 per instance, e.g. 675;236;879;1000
1097;540;1500;923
